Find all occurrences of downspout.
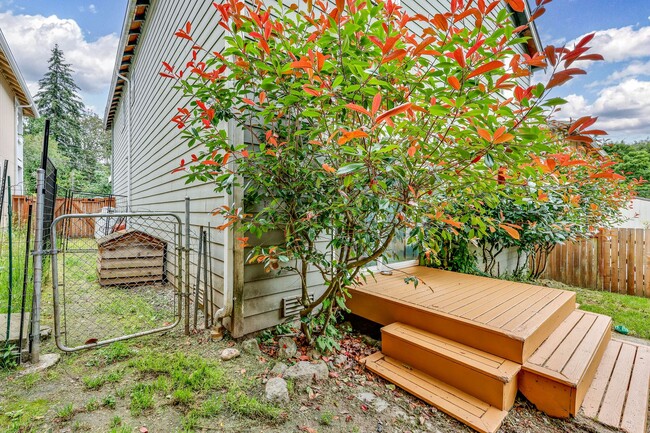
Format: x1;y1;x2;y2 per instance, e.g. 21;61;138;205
213;119;239;328
117;73;131;211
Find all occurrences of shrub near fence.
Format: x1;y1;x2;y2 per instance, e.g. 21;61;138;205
540;228;650;297
12;196;116;238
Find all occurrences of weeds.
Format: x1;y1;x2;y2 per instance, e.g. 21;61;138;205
225;388;282;420
82;369;125;389
102;394;117;409
56;403;75;421
85;398;99;412
130;383;154;415
320;410;334;425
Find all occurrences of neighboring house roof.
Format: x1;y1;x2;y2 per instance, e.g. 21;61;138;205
103;0;150;129
0;28;38;117
548;119;608;158
102;0;543;129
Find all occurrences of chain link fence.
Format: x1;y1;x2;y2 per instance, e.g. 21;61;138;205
50;212;183;351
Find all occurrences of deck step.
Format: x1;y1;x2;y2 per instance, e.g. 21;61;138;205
381;323;520;410
519;310;612;418
581;340;650;433
363;351;508;433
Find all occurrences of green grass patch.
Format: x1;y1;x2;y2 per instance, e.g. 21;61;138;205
225;388;282;420
568;287;650;339
0;398;49;432
0;227;34;315
56;403;75;421
130;383;155;415
82;369;125;390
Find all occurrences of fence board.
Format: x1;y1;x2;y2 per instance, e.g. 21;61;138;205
538;228;650;298
12;195;116;239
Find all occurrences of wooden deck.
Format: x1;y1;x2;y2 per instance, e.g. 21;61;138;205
347;266;576;363
350;266;650;433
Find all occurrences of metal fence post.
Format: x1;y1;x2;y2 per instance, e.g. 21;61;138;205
184;197;190;335
31;168;45;364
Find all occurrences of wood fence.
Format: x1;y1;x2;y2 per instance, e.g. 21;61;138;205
540;228;650;298
12;195;116;238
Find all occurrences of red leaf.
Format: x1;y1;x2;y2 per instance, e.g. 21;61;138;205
242;98;256;106
372;93;382;116
407;145;417;157
506;0;525;12
447;76;461;90
575;33;595;49
375;103;412;124
499;224;520;239
345;103;371;117
453;47;466;68
413;36;437;56
466;60;504;79
382;35;400;54
291;60;313;69
382;49;407;64
477;128;492;142
442;218;463;229
338;129;369;144
259;92;266;105
432;14;448;31
322;163;336;173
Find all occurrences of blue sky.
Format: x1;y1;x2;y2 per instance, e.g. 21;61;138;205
0;0;649;141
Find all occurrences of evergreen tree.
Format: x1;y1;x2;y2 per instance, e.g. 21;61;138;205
35;45;84;167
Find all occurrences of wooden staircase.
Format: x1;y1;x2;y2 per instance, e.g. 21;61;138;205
352;267;650;433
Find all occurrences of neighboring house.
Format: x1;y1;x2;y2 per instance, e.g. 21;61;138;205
619;197;650;229
104;0;541;337
0;27;38;212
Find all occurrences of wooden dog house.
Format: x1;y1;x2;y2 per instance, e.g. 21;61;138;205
97;229;166;286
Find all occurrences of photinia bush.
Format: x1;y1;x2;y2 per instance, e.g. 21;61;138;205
161;0;629;346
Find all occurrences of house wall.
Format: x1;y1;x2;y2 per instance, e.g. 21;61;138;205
111;0;229;312
618;198;650;229
110;0;536;337
0;71;16;223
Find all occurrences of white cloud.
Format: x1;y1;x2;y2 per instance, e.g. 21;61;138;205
556;79;650;137
0;11;118;101
79;4;98;14
568;25;650;64
608;60;650;81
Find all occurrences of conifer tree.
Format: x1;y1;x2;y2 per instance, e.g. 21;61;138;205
35;45;84;167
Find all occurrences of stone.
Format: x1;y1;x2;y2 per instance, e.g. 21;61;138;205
283;360;329;385
356;391;389;413
17;353;60;377
361;335;381;348
265;377;289;403
270;362;288;376
242;338;262;355
307;349;322;360
277;336;297;359
220;348;240;361
334;354;348;365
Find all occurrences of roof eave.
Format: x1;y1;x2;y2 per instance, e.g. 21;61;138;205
0;29;38;117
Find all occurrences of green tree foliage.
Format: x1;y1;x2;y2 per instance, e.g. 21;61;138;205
164;0;628;345
609;141;650;198
35;45;84;168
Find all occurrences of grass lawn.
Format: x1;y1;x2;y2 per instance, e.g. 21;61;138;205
542;280;650;340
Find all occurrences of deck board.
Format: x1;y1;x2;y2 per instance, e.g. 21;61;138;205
347;266;576;363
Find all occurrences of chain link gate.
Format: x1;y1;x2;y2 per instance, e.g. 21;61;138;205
50;212;183;351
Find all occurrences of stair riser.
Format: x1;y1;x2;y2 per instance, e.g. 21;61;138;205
574;326;611;413
382;333;517;410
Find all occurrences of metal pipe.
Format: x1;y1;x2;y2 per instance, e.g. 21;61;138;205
208;222;214;327
184;197;190;335
31;169;45;363
117;73;132;211
0;160;7;228
203;228;208;329
5;177;13;343
18;203;33;362
193;227;203;329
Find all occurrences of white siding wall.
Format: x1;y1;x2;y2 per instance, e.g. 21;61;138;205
619;198;650;229
111;0;228;310
0;72;16;223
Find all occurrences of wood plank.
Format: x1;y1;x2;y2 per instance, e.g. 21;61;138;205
98;257;164;269
627;229;635;295
487;287;557;329
499;290;563;331
635;228;644;297
100;247;164;259
561;314;611;382
597;342;636;426
526;311;584;366
455;282;533;319
611;230;619;293
646;229;650;298
600;230;611;291
581;340;622;418
620;345;650;433
364;353;508;433
462;284;542;322
542;313;597;373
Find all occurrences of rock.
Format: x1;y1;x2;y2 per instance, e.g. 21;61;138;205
361;335;381;348
334;354;348;365
307;349;321;360
283;361;329;385
17;353;60;377
242;338;261;355
356;391;389;413
277;336;297;359
388;406;409;422
270;362;288;376
265;377;289;403
220;348;240;361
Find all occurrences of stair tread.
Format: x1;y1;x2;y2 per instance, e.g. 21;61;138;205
383;322;520;381
363;352;508;433
581;340;650;433
523;310;612;386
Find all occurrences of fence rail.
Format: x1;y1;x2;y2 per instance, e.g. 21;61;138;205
12;195;116;238
540;228;650;297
